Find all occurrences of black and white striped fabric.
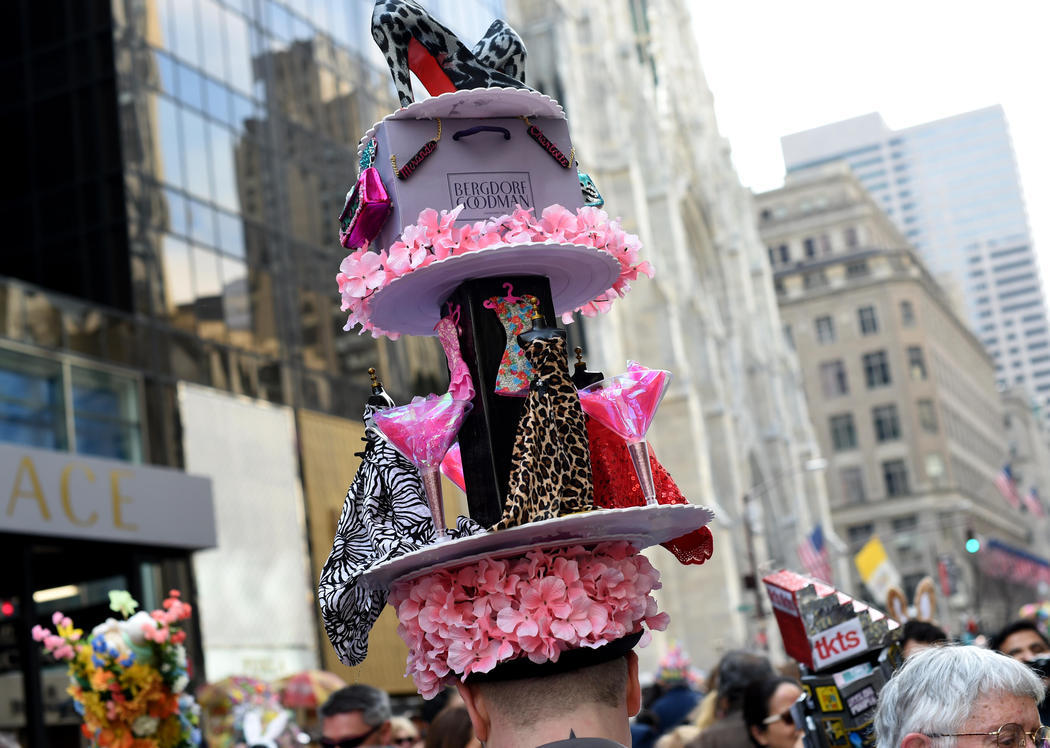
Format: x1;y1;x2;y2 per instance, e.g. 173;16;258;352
318;408;482;666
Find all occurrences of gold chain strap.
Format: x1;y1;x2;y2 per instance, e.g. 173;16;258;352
520;116;575;167
390;118;442;174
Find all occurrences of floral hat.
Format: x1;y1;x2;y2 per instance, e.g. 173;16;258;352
391;540;669;698
656;643;694;685
33;590;201;747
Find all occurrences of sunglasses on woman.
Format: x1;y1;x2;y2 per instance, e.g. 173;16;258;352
393;737;417;746
762;692;808;728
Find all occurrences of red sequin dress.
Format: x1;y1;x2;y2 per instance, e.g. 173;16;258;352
587;418;713;565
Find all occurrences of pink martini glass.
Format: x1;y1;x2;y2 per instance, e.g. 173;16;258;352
440;441;466;493
577;363;672;506
372;394;472;543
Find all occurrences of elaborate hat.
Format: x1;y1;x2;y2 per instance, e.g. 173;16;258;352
319;0;715;699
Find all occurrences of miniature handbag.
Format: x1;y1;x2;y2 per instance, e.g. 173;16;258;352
338;141;392;249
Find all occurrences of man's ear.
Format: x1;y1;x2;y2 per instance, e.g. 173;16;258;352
901;733;932;748
457;682;490;743
377;720;393;746
626;651;642;718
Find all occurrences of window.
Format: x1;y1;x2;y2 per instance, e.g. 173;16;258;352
71;367;143;462
872;404;901;442
845;227;859;247
0;348;67;450
840;467;865;504
820;360;850;397
830;413;857;451
846;261;869;278
803;237;816;258
779;244;789;263
863;351;891;388
882;459;909;497
804;271;828;289
892;515;917;533
0;348;143;461
917;399;938;433
767;247;775;264
820;234;832;254
858;306;879;335
783;324;794;350
900;300;915;327
907;346;927;380
848;523;874;546
815;315;836;344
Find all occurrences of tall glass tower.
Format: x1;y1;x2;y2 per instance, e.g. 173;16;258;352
782;107;1050;423
0;1;501;743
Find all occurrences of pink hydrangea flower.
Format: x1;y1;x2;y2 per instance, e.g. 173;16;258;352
389;541;665;698
336;204;653;337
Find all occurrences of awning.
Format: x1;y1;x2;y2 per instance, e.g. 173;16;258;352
980;538;1050;589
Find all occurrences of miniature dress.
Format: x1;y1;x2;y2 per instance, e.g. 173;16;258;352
435;313;474;401
588;418;713;565
486;294;540;396
493;334;593;530
318;401;483;666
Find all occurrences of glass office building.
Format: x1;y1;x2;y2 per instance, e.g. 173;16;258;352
781;108;1050;424
1;1;500;744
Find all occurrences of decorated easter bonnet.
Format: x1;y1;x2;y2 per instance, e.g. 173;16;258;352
318;0;716;698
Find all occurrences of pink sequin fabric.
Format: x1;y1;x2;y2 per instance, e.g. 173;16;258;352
435;315;474;401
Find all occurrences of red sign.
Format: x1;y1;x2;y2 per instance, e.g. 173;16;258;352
810;619;868;669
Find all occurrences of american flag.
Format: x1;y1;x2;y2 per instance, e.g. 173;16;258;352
1024;486;1044;517
994;464;1021;510
798;524;833;584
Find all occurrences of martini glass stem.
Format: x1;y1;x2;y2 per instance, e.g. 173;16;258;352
626;441;658;506
420;466;450;543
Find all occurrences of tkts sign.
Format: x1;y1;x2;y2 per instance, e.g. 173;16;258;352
810;619;868;669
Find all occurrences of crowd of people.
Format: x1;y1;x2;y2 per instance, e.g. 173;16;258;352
307;615;1050;748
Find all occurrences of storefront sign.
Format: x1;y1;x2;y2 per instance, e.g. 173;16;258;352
1;443;215;549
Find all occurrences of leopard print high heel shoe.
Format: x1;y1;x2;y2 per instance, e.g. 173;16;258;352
371;0;534;108
472;19;528;83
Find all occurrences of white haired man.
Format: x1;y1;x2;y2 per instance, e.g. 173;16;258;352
875;645;1047;748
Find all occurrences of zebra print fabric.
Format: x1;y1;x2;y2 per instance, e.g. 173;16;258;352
319;407;482;666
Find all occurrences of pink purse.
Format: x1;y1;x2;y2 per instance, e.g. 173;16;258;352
339;142;392;249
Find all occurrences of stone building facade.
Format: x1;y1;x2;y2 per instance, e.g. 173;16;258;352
756;165;1049;627
509;0;831;669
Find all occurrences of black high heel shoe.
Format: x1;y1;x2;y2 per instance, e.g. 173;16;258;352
371;0;533;108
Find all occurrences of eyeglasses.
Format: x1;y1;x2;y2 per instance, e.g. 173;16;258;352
762;693;808;728
926;724;1050;748
320;725;381;748
393;738;417;746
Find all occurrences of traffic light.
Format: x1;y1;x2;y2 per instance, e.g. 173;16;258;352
0;599;15;618
965;527;981;554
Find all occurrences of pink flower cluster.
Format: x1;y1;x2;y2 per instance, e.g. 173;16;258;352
146;590;193;644
32;612;80;661
336;204;655;338
389;541;668;698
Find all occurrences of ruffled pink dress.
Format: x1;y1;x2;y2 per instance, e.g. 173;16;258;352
435;315;474;401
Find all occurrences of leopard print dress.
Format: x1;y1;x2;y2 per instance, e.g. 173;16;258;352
492;334;594;530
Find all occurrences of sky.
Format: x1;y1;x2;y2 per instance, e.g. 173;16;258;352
688;1;1050;290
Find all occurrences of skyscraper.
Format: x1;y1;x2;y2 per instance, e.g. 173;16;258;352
782;108;1050;423
0;1;499;742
